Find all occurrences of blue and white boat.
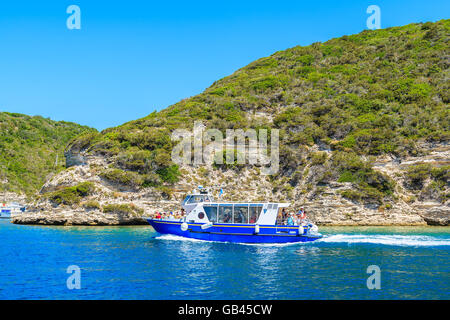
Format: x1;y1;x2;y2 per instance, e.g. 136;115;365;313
146;187;322;244
0;202;26;219
0;207;11;218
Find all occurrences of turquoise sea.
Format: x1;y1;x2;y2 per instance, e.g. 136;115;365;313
0;219;449;300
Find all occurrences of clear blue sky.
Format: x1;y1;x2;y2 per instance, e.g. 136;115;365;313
0;0;448;130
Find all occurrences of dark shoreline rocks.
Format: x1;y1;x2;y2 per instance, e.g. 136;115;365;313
419;211;450;226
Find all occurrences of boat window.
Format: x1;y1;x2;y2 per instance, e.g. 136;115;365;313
187;195;205;204
182;196;190;205
233;205;248;224
204;205;218;223
218;205;233;223
249;205;263;224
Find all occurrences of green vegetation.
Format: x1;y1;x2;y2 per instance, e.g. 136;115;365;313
0;112;95;195
100;168;143;188
46;182;95;206
103;203;144;216
404;163;449;202
329;151;395;204
404;163;433;189
65;20;449;205
309;152;328;166
82;200;101;210
405;163;449;189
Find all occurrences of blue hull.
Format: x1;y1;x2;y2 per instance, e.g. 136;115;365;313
0;210;11;219
147;219;322;244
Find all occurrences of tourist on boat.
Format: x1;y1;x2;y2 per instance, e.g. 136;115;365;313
287;213;294;226
155;212;162;219
297;209;307;224
224;212;232;223
281;208;287;221
293;214;299;226
235;208;246;223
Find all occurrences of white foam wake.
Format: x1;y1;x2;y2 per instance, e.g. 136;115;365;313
154;234;216;243
154;233;450;247
318;234;450;247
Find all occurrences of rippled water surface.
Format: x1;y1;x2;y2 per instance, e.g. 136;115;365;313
0;220;449;299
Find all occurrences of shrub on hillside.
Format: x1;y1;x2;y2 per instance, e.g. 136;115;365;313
103;203;144;216
100;168;143;188
81;200;101;210
404;164;432;190
47;182;95;206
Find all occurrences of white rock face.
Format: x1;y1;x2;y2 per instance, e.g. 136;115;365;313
0;192;27;204
12;142;449;226
12;210;146;226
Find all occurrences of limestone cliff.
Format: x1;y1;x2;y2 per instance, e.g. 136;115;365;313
13;142;448;226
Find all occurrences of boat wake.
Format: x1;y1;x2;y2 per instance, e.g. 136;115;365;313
155;233;450;247
318;234;450;247
154;234;217;243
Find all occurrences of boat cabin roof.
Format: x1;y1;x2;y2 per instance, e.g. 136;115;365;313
202;202;290;207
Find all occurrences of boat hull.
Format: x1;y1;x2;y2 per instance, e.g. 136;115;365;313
147;219;322;243
0;210;11;219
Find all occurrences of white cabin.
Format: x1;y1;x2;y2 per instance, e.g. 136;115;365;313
181;188;214;214
184;202;290;225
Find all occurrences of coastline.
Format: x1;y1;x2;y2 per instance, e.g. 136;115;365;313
10;210;447;226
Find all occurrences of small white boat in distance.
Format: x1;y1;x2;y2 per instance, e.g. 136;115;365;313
0;202;26;218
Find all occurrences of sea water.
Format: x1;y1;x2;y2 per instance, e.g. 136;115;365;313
0;219;448;299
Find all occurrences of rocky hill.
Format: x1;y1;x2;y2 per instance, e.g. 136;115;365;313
14;20;449;226
0;112;95;197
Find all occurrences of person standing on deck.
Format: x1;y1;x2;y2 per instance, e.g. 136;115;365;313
293;213;299;226
298;207;306;223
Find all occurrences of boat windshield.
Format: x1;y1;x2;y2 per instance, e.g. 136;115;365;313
183;195;211;205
